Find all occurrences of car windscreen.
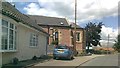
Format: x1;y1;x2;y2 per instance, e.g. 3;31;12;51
56;46;67;49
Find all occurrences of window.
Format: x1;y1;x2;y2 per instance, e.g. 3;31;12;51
55;32;58;39
1;20;17;50
30;33;38;47
76;32;80;42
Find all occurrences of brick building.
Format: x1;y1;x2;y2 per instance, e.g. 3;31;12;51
28;15;86;53
71;23;86;52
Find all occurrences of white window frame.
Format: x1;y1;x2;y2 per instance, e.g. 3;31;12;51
30;33;38;47
0;19;17;52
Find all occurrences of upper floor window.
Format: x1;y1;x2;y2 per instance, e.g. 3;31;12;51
1;20;17;50
76;32;80;42
30;33;38;47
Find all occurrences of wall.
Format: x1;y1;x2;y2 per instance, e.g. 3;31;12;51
58;28;71;46
72;29;85;53
0;15;2;67
14;23;47;61
42;27;71;46
0;53;2;68
1;15;47;64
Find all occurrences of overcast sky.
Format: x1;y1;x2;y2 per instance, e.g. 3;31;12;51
5;0;119;47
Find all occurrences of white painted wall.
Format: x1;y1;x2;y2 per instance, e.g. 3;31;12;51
0;52;2;67
1;15;47;64
0;17;2;68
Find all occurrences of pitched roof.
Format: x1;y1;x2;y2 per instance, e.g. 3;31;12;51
1;2;48;35
70;23;83;29
28;15;70;27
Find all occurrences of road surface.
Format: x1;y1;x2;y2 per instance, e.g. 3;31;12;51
80;54;119;68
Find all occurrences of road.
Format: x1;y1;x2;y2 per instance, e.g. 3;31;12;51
80;54;119;68
34;55;98;66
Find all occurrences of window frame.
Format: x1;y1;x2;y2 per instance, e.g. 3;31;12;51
1;19;17;52
30;33;38;47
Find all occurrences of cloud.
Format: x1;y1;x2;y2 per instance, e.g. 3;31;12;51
100;25;118;47
101;26;118;40
23;3;64;17
5;0;38;2
23;0;119;23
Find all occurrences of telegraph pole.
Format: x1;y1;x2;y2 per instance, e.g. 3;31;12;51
74;0;77;55
107;34;110;55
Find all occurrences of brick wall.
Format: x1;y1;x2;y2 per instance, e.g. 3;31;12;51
58;28;71;46
72;29;86;52
42;27;53;45
42;27;71;46
41;26;86;53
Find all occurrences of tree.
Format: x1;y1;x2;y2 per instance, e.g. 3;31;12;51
113;34;120;52
85;22;103;53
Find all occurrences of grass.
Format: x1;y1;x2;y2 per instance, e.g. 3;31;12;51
2;55;53;68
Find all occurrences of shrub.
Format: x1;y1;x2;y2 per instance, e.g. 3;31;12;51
40;55;48;59
51;40;58;45
93;50;112;54
93;50;102;54
12;57;19;65
78;51;87;56
32;56;38;60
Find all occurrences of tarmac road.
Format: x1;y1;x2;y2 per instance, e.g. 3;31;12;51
80;54;119;68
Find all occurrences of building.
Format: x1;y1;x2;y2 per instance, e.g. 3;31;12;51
0;2;48;66
28;15;86;53
71;23;86;53
28;15;71;46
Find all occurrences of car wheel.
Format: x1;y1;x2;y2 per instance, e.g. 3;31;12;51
71;56;74;59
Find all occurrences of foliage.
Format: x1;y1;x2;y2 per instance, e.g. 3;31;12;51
85;22;103;53
32;56;38;60
12;57;19;65
113;34;120;52
51;40;58;45
93;50;112;54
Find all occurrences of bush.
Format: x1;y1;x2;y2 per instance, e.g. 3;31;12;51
32;56;38;60
93;50;112;54
12;57;19;65
93;50;102;54
51;40;58;45
40;55;48;59
78;51;87;56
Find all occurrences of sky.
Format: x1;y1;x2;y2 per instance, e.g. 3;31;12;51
5;0;119;47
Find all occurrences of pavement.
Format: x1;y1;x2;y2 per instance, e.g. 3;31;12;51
33;54;104;66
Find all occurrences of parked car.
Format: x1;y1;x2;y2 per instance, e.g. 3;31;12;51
53;44;74;60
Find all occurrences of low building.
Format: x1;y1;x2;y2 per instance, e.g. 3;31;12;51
0;2;48;66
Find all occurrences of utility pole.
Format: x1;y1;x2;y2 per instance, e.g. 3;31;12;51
107;34;110;55
73;0;77;55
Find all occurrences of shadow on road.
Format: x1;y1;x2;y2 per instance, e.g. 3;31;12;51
54;58;75;61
